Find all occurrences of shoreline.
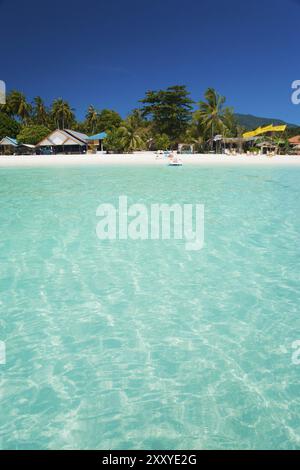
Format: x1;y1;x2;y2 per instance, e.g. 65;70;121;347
1;152;300;167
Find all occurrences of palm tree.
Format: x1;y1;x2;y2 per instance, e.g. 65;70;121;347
7;90;32;124
270;135;291;155
126;109;147;131
18;100;32;124
222;108;238;137
51;98;75;129
85;105;98;133
183;131;205;153
195;88;227;149
119;125;145;152
33;96;48;126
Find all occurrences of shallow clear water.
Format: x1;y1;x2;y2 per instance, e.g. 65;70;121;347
0;164;300;450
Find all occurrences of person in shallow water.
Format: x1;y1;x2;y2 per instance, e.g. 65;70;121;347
169;151;182;165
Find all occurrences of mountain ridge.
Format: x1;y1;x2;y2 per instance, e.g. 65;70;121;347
234;113;299;130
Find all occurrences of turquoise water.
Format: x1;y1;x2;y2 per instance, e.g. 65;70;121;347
0;164;300;449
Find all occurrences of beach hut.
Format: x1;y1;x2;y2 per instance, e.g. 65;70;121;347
0;136;18;155
288;135;300;145
86;132;107;153
220;137;245;154
36;129;88;154
257;141;277;155
178;143;194;154
15;143;36;155
288;136;300;154
292;144;300;154
0;137;37;155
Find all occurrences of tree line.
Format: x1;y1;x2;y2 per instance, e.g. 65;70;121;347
0;86;296;152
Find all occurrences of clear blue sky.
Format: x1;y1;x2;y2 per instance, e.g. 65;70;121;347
0;0;300;123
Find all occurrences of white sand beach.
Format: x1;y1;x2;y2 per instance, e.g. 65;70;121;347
1;152;300;167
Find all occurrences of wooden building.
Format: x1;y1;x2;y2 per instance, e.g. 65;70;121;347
36;129;88;154
86;132;107;153
289;136;300;154
0;136;18;155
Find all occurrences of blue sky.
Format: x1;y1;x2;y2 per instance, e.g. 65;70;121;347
0;0;300;123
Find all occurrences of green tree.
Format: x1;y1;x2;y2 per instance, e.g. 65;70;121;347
119;125;145;152
154;134;170;150
6;90;32;123
0;99;12;116
124;109;151;146
32;96;49;126
270;135;291;155
222;108;238;137
51;98;75;129
125;109;148;130
0;112;21;139
188;113;209;147
85;105;98;134
104;127;126;153
97;109;122;132
286;126;300;138
180;124;205;152
73;121;88;133
194;88;228;149
140;85;194;141
17;125;51;145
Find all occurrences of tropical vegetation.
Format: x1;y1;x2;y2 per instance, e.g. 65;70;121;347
0;86;298;152
17;125;51;145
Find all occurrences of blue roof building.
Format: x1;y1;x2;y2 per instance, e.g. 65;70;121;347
86;132;107;152
86;132;107;141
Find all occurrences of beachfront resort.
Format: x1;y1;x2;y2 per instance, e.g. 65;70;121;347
1;125;300;157
1;87;300;160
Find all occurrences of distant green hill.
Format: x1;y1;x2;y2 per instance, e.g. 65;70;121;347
234;113;298;130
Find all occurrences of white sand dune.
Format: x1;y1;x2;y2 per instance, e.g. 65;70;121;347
1;152;300;167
